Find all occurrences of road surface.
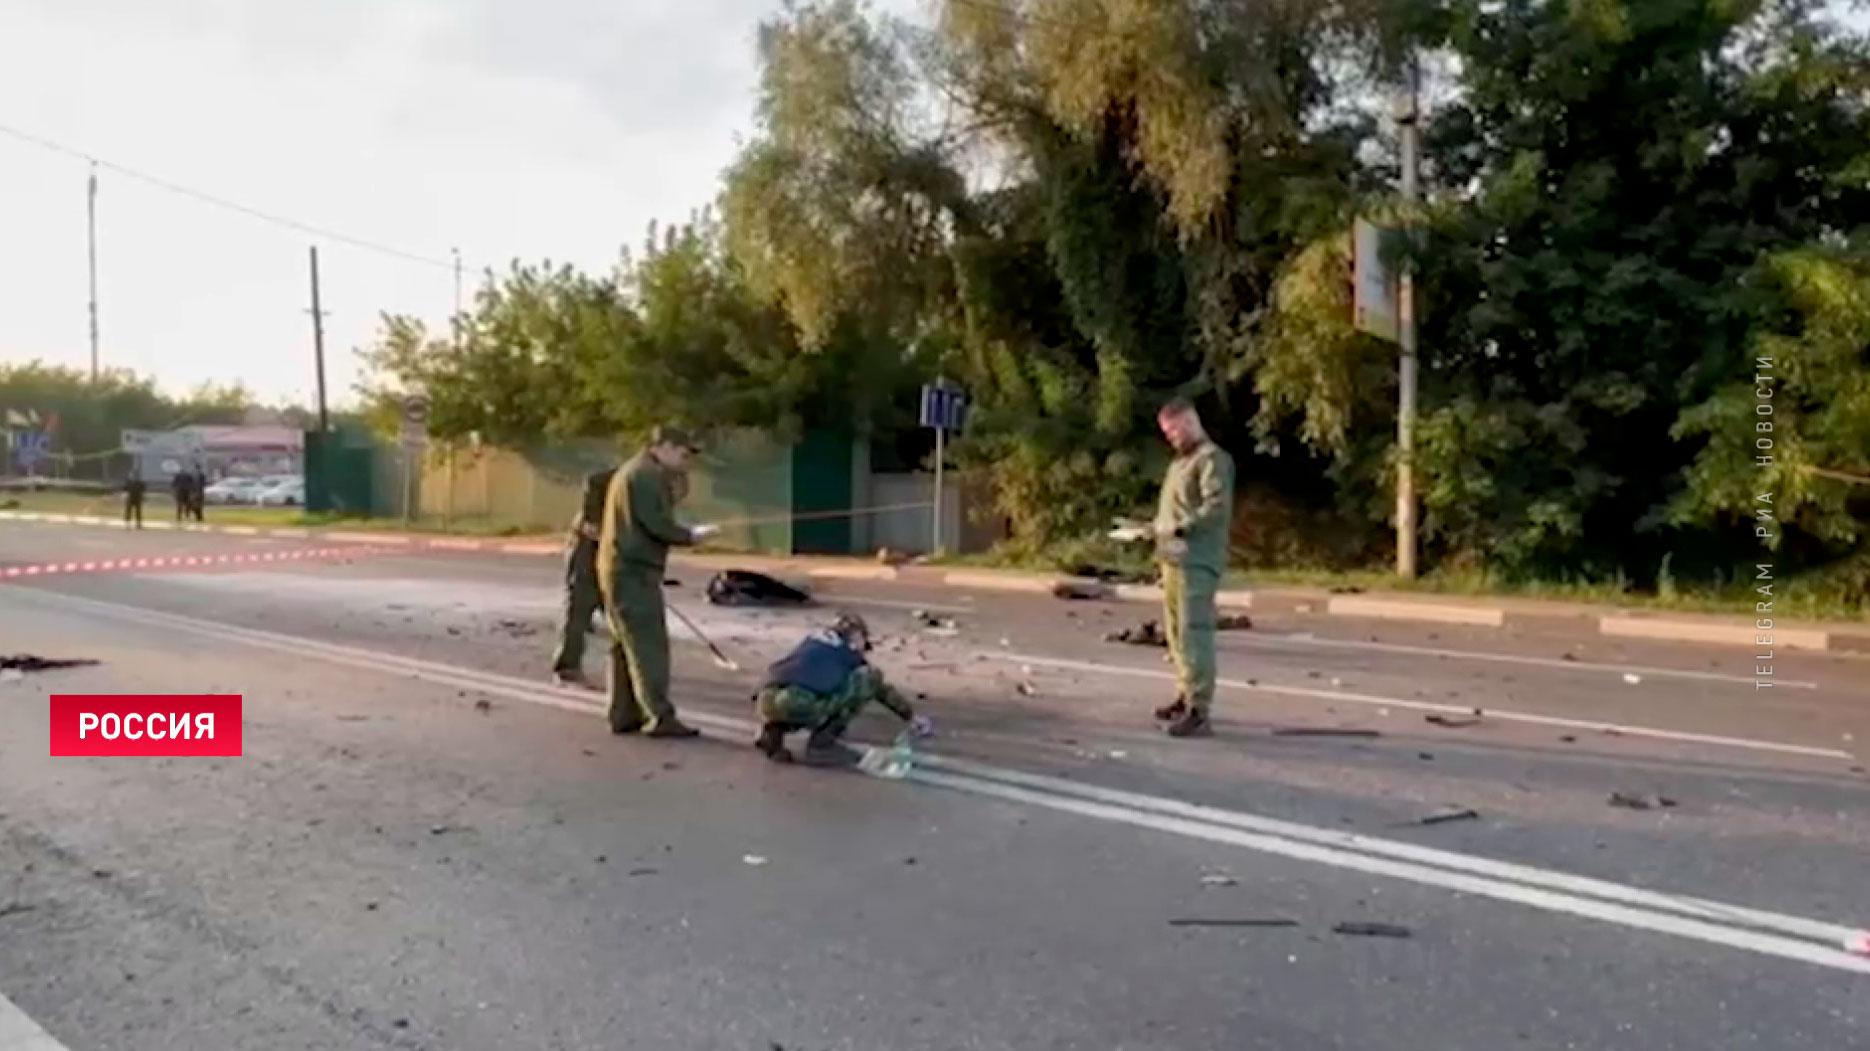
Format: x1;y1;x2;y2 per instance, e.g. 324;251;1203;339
2;520;1866;1050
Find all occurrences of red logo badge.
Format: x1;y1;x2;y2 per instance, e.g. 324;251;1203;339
49;695;243;757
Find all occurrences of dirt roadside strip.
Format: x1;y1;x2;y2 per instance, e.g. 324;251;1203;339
4;509;1866;654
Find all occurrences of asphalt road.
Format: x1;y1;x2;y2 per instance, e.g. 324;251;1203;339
2;520;1866;1050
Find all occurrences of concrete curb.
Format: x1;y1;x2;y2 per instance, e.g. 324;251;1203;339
1599;614;1830;653
4;508;1866;653
1326;595;1507;628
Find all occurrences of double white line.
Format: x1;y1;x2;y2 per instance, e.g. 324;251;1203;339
13;586;1869;975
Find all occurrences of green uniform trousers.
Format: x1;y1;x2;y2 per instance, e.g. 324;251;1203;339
601;563;677;731
551;538;601;675
754;666;904;735
1162;563;1220;713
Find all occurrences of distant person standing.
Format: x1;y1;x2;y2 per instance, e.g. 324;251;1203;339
184;465;206;521
171;468;192;522
551;464;617;690
595;425;718;738
123;474;146;530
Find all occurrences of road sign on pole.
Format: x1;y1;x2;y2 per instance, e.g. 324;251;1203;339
1353;218;1398;344
15;432;50;472
400;393;430;523
919;381;968;556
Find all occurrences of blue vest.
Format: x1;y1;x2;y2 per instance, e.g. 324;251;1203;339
764;631;865;695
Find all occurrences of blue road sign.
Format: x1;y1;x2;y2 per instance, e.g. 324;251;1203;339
919;383;967;432
15;431;49;469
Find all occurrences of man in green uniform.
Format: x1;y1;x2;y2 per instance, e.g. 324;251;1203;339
1113;398;1235;737
550;465;616;689
596;425;718;738
751;613;932;767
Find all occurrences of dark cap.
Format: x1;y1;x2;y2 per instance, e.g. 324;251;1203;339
648;424;701;451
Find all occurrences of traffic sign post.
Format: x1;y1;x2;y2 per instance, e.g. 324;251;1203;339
14;432;50;474
400;394;430;523
919;381;968;556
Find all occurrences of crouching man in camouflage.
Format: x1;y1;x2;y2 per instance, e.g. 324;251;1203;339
752;613;932;767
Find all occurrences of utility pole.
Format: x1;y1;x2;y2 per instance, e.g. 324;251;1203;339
87;161;100;382
308;246;329;433
1394;63;1421;580
446;247;462;528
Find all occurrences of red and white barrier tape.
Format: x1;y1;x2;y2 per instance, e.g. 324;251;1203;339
1;546;371;580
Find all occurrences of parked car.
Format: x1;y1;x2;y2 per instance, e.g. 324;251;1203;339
203;477;266;504
254;478;304;507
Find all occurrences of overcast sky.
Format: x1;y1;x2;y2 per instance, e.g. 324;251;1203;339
0;0;923;408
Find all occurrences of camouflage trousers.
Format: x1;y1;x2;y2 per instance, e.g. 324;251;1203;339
754;666;893;733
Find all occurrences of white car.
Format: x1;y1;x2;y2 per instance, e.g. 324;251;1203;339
254;478;304;506
202;477;266;504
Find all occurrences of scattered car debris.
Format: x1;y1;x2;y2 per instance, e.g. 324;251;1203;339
913;610;960;635
1413;806;1479;827
1328;586;1367;595
1015;682;1039;697
1106;621;1167;647
1608;792;1677;811
429;825;465;836
1272;727;1382;739
1051;580;1105;601
1425;713;1482;729
1560;652;1579;662
1107;750;1128;760
1560;735;1578;743
1200;874;1239;888
1065;564;1154;585
0;903;36;920
1621;673;1643;685
1217;614;1254;631
743;855;769;867
1333;922;1412;939
473;699;493;714
0;654;100;673
627;867;659;877
1170;918;1299;928
493;619;538;638
705;570;814;607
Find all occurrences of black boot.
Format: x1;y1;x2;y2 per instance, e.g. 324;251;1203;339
1153;696;1188;722
1165;708;1212;738
803;721;861;767
755;721;794;763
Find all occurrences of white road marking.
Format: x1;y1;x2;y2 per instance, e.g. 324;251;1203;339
990;652;1856;761
9;587;1869;975
1224;631;1821;690
0;990;74;1050
908;769;1870;974
918;754;1864;946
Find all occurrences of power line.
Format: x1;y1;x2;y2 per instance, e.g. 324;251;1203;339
0;120;460;273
